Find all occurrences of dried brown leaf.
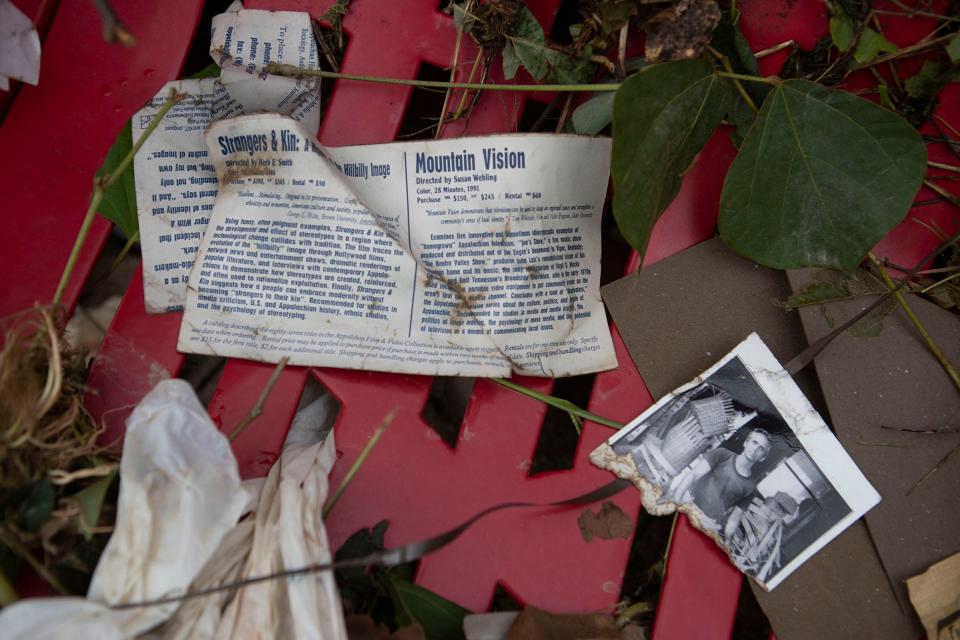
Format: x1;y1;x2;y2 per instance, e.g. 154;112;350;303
578;501;635;542
505;606;621;640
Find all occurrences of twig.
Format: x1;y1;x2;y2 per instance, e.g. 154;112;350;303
266;63;620;92
871;7;960;21
930;117;960;165
881;425;959;434
452;48;485;120
436;0;472;138
929;161;960;174
708;46;759;113
53;90;183;306
920;271;960;293
754;40;795;59
89;0;137;46
555;93;574;132
322;408;396;518
228;357;290;442
530;93;563;132
0;527;68;595
868;253;960;393
713;70;779;85
856;33;956;69
617;22;629;77
312;21;341;72
923;178;960;209
491;378;624;429
908;441;960;495
857;440;911;447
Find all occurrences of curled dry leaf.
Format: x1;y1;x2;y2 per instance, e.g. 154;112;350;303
578;500;635;542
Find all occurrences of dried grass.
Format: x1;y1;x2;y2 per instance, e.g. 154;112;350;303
0;306;103;489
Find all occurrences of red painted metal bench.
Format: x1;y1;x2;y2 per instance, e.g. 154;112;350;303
2;1;956;638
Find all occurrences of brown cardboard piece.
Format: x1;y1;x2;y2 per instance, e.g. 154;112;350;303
787;268;960;611
601;237;923;639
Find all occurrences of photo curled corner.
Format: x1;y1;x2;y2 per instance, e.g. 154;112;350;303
590;333;880;590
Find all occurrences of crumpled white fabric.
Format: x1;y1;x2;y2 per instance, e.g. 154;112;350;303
0;0;41;89
0;379;347;640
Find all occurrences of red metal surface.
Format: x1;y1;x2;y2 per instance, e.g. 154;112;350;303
3;0;959;638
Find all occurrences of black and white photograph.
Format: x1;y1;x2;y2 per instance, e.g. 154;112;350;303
591;333;880;590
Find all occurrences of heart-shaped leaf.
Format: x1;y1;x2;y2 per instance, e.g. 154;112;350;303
502;7;593;84
719;80;926;269
612;59;734;260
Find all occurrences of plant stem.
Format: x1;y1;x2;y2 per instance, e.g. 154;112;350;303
322;408;395;518
924;178;960;208
52;192;104;306
754;40;795;59
267;63;621;92
929;161;960;174
920;270;960;293
229;357;289;442
707;46;758;113
869;253;960;393
435;0;472;138
0;527;68;596
52;90;182;306
714;70;778;85
857;32;956;69
492;378;624;429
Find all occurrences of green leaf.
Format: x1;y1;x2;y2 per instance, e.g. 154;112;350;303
904;61;944;100
571;91;615;135
877;84;893;110
95;121;139;240
947;33;960;64
335;520;389;589
187;63;220;79
502;7;593;84
72;472;116;541
386;573;470;640
853;28;897;64
17;479;54;532
846;295;898;337
829;13;855;52
784;281;852;308
612;59;735;260
718;80;926;269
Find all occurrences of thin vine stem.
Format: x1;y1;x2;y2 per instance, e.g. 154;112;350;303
52;90;183;306
714;70;779;85
707;45;758;113
267;63;621;92
322;408;396;518
492;378;624;429
869;253;960;393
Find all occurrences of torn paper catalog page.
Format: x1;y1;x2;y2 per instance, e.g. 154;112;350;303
210;8;321;130
590;333;879;590
177;113;616;377
134;7;321;313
